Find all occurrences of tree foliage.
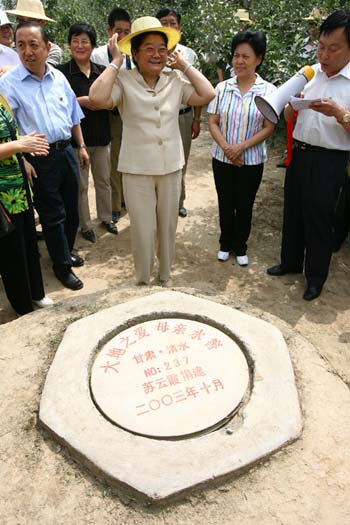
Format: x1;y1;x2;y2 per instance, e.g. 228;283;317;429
3;0;348;83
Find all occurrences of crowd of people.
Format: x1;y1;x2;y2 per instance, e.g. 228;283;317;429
0;0;349;316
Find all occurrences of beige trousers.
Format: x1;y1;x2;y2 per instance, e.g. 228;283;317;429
122;170;182;284
77;145;111;231
178;109;193;208
109;112;123;212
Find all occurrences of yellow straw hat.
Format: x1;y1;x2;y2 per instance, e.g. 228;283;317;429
118;16;180;56
234;9;254;25
6;0;55;22
303;8;327;21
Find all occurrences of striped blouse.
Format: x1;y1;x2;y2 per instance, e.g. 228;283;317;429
208;74;276;165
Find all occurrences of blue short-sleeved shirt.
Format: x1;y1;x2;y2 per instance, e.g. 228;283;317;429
0;63;84;143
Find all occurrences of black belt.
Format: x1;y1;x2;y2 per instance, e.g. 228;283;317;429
293;139;329;152
50;139;71;150
179;106;192;115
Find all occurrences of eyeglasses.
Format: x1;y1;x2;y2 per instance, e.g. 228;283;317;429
139;45;168;56
71;38;91;46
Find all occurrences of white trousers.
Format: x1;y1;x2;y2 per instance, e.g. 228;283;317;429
122;170;182;284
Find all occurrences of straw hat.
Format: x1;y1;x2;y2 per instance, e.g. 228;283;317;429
303;8;327;21
0;11;13;27
118;16;180;56
6;0;55;22
234;9;254;25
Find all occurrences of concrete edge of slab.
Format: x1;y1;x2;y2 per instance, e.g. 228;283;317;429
39;291;302;501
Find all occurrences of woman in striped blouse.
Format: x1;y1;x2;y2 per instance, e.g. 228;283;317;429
208;30;275;266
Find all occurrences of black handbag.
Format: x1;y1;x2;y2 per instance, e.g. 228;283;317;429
0;202;14;238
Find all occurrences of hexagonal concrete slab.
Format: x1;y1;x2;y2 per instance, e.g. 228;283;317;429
39;291;302;503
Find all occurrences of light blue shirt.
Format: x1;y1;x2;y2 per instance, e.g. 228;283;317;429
0;63;84;143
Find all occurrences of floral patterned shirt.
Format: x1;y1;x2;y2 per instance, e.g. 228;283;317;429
0;104;28;214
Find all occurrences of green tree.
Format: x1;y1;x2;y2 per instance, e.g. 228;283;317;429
3;0;348;82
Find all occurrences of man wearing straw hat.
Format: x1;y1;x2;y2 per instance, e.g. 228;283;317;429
90;16;214;286
6;0;62;65
301;8;327;61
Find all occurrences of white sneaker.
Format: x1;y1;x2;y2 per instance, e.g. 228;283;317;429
32;296;54;308
236;255;249;266
217;250;230;262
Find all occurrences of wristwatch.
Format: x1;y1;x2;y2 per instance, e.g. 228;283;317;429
339;111;350;124
78;143;87;148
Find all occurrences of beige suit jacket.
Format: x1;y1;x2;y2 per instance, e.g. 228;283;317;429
111;68;195;175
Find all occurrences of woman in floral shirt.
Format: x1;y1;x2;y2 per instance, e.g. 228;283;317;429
0;98;52;315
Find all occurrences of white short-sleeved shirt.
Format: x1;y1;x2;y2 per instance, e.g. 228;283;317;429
293;62;350;150
91;45;132;69
175;43;199;111
111;67;195;175
0;44;19;67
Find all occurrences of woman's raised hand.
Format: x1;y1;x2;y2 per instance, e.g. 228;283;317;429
17;132;49;156
167;50;187;72
108;33;123;66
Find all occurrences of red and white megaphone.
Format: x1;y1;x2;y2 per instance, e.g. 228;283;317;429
255;66;315;124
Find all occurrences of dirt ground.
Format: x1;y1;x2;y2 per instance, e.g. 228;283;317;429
0;119;349;524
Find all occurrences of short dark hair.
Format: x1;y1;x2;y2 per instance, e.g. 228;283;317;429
131;31;168;53
108;7;131;29
320;10;350;47
15;20;49;44
230;30;267;69
155;7;181;25
68;22;97;47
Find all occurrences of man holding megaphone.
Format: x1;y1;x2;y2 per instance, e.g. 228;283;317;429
267;10;350;301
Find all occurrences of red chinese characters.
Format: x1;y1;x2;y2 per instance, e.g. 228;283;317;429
135;379;225;416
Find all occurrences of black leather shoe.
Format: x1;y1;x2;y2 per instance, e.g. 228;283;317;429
81;229;96;243
267;264;302;276
71;254;84;267
54;267;83;290
103;221;118;235
179;207;187;218
303;285;322;301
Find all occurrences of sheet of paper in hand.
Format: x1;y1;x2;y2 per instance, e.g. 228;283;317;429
290;96;322;110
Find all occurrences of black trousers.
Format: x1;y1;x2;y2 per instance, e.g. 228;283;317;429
29;144;79;270
0;208;45;315
333;171;350;250
212;158;263;255
281;147;348;287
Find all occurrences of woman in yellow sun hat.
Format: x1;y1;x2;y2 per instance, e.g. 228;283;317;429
90;16;215;286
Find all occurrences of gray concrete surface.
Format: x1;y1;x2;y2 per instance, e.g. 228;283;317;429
39;291;302;502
